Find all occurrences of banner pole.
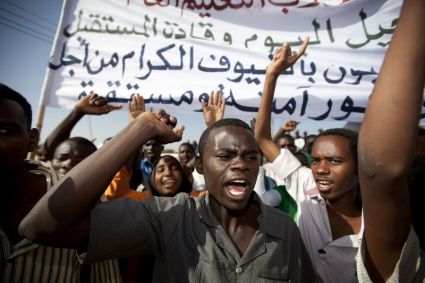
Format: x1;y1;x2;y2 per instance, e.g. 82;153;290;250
28;0;70;159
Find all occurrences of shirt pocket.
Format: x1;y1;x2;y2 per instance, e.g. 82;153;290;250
194;259;233;283
257;271;290;283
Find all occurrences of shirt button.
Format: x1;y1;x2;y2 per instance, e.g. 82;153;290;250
235;267;243;274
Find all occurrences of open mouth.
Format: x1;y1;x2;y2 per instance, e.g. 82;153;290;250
226;179;248;197
162;178;177;188
316;180;332;192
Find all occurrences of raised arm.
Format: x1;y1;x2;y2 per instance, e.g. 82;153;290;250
42;92;122;160
201;90;226;127
357;0;425;281
125;93;145;171
273;120;299;142
19;110;183;249
254;39;308;162
103;94;148;201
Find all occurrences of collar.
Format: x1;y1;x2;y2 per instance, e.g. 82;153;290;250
196;193;287;240
0;228;39;260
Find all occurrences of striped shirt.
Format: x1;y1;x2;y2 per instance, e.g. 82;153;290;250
0;160;122;283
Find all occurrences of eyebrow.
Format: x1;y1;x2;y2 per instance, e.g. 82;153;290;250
311;154;345;159
0;121;23;128
0;122;29;133
217;148;259;154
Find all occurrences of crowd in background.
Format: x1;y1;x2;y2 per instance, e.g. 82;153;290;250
1;0;425;282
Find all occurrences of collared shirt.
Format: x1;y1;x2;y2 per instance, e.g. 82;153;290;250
86;193;319;282
140;159;153;177
265;148;318;205
298;195;363;283
265;149;362;282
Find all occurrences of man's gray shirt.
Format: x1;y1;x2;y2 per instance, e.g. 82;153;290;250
87;193;318;282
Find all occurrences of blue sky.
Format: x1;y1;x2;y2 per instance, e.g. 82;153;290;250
0;0;344;150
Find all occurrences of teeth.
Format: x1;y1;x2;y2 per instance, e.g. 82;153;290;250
163;179;176;186
229;188;244;196
316;180;332;191
227;179;247;197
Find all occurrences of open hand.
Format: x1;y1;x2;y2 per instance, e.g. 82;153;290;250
266;37;309;77
201;90;226;127
128;93;145;122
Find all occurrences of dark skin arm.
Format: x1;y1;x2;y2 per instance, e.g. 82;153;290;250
125;94;145;171
254;38;309;162
357;0;425;281
272;120;299;142
19;110;184;249
42;92;122;160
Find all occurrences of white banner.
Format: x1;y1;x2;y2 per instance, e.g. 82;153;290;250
41;0;425;122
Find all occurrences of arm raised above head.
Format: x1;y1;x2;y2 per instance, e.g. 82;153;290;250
255;38;308;162
357;0;425;281
19;110;184;249
42;92;122;160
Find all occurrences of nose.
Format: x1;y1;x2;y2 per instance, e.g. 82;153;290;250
62;158;79;171
314;160;329;175
230;156;248;171
163;166;173;176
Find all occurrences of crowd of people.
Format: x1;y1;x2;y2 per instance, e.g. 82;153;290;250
1;0;425;282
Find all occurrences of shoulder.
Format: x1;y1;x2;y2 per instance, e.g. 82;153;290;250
262;203;296;224
25;159;60;189
261;202;301;239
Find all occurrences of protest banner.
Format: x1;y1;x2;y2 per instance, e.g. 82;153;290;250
38;0;424;127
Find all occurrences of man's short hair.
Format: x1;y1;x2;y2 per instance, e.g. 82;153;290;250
316;128;358;164
179;142;195;153
66;137;97;154
273;133;295;143
198;118;253;158
0;84;32;129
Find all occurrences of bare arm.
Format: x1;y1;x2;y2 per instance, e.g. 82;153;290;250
254;39;308;162
357;0;425;281
43;92;122;160
102;94;148;201
19;110;183;249
125;94;145;171
272;120;299;141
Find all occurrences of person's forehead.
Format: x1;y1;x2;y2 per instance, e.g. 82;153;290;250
312;135;351;155
144;140;161;146
179;145;193;152
207;126;256;149
0;99;28;129
277;136;293;144
158;156;179;166
54;141;73;154
56;141;93;154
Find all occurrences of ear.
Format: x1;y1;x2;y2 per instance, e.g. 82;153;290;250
27;128;40;152
195;155;204;174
